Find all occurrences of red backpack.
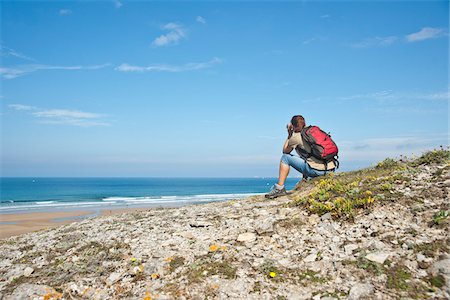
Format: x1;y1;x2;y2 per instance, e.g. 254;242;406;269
301;125;339;169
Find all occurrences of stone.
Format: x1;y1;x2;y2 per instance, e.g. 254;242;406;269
348;283;374;300
365;252;390;264
431;259;450;276
71;255;79;263
23;267;34;277
304;253;317;262
344;244;359;255
442;179;450;187
255;218;275;234
237;232;256;243
321;212;332;221
106;272;122;285
4;284;60;300
178;232;195;239
189;220;213;227
308;214;320;225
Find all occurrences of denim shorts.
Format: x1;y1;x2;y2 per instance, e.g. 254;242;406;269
280;153;328;179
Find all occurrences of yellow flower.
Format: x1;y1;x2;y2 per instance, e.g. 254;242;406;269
269;272;276;278
209;245;219;252
151;273;160;280
131;258;137;263
143;292;152;300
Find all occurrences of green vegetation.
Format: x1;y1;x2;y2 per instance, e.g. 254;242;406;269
410;147;450;167
260;259;283;280
386;264;412;290
290;149;450;219
257;259;328;284
182;255;237;284
168;256;186;272
275;217;304;229
296;269;328;284
433;210;449;225
428;275;445;288
413;239;450;257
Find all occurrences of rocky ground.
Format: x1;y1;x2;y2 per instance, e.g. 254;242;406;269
0;150;449;300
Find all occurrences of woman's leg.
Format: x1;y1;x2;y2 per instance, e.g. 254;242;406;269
277;161;290;186
278;154;309;186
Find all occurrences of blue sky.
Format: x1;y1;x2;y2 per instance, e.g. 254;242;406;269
1;1;448;177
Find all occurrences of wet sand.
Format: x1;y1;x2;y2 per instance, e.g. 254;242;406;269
0;207;155;239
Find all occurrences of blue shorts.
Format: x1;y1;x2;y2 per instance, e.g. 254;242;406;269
280;153;328;179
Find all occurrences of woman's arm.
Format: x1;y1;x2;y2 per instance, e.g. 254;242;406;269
283;124;294;153
283;139;294;154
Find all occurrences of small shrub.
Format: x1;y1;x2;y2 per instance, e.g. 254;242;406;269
433;210;449;225
386;264;411;290
410;148;450;167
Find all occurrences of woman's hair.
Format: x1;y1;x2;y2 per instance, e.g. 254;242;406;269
291;115;305;131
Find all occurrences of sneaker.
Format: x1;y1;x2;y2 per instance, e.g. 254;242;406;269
265;185;287;199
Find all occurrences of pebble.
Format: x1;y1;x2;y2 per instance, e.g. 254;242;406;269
23;267;34;277
237;232;256;242
348;283;374;300
365;252;390;264
106;272;122;286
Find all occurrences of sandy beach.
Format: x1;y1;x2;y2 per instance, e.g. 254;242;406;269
0;207;154;239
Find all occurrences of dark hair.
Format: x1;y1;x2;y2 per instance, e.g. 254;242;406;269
291;115;305;131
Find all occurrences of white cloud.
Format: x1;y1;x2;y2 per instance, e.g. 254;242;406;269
337;90;449;102
114;0;122;8
151;23;187;47
115;57;222;73
320;14;330;18
351;36;398;48
406;27;446;42
59;9;72;15
8;104;37;111
303;36;327;45
196;16;206;24
32;109;102;119
9;104;110;127
0;63;110;79
339;134;449;161
0;45;35;61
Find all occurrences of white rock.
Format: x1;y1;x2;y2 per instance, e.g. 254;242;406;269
344;244;359;255
348;283;374;300
304;253;317;262
68;282;83;294
23;267;34;277
178;232;195;239
308;214;320;225
432;259;450;276
4;284;57;300
71;255;79;263
237;232;256;242
106;272;122;285
256;218;275;234
321;212;332;221
365;252;390;264
370;240;386;250
190;220;213;227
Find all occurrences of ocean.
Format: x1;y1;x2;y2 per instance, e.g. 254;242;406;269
0;177;300;214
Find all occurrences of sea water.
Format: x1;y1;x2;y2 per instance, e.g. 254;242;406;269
0;178;299;214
